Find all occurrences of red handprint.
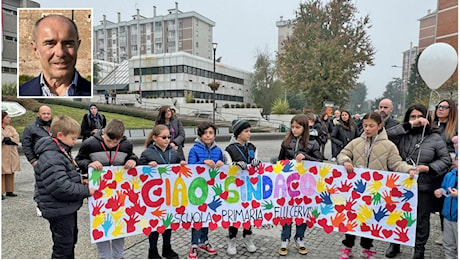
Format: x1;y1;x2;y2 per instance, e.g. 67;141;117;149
247;165;256;176
124;214;140;233
370;224;382;238
345;198;357;211
337;180;353;192
257;163;265;175
125;188;139;204
98;178;108;190
106;195;122;211
132;200;147;215
91;200;104;216
382;190;397;205
394;227;409;242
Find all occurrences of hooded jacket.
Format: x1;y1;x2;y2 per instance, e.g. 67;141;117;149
440;168;458;222
34;137;90;219
278;136;323;162
21;117;52;164
188;137;224;164
224;136;258;164
139;143;185;165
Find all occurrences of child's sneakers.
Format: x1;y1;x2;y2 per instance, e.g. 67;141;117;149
361;248;377;259
339;246;352;259
227;237;237;255
243;235;257;252
295;237;308;255
187;246;198;259
198;241;217;255
278;239;289;256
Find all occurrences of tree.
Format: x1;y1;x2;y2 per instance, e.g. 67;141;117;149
348;82;367;114
382;78;402;115
93;62;102;84
407;54;430;106
287;89;307;111
277;0;375;112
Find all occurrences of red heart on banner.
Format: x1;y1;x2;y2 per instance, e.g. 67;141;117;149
338;223;348;233
360;223;371;232
332;169;342;178
127;168;138;177
153;188;162;196
382;229;393;238
273;217;281;226
212;214;222;223
182;222;191;230
235;178;244;187
253;219;263;227
232;221;241;228
347;211;357;221
386;203;397;212
264;212;273;221
143;227;152;236
137;205;147;215
121;182;131;190
171;166;181;174
92;229;103;240
250;177;258;185
295;197;303;205
107;181;117;189
279;218;286;226
251;200;260;208
317;218;328;228
241;202;249;208
150;219;159;228
93;190;103;200
206;178;215;186
221;221;230;229
219;172;227;180
176;206;185;214
391;187;403;197
396;219;408;229
170;223;180;231
372;171;383;181
292;182;299;190
315;196;322;204
140;174;148;182
243;221;251;230
103;170;113;180
402;202;412;212
306;219;315;228
362;195;372;205
208;222;218;230
335;204;346;213
265;165;273;172
325;177;334;185
196;166;205;174
219;191;229;200
285;217;293;225
193;222;203;230
277;197;286;206
156;225;166;234
295;218;304;226
198;203;208;212
303;196;312;204
288;198;295;206
347;171;356;179
351;190;360;200
309;166;318;174
361;171;371;181
323;225;334;234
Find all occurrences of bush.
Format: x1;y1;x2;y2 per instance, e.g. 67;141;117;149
223;104;230;108
246;103;251;108
19;75;35;85
185;93;195;103
231;104;235;108
271;98;289;114
2;82;17;96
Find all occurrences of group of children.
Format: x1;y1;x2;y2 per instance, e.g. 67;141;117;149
34;112;457;259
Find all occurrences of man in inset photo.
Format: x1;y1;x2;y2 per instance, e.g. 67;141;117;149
18;10;92;97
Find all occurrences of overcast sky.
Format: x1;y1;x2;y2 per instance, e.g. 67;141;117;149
40;0;437;100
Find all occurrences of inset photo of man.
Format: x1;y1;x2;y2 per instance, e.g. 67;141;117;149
18;9;92;97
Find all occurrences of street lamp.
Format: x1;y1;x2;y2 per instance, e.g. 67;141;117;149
212;42;218;124
391;64;405;114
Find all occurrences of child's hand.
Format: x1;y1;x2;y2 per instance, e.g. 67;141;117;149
148;161;158;167
434;188;443;198
124;159;136;169
295;154;305;163
180;160;187;166
449;187;458;197
216;160;224;168
89;188;96;196
89;161;103;170
344;161;354;173
204;159;216;169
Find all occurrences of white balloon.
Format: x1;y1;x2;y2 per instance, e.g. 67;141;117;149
418;42;458;90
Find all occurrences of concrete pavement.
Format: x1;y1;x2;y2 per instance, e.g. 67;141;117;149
1;135;446;259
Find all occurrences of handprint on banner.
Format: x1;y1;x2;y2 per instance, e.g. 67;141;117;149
151;207;166;219
142;166;157;178
132;176;141;190
354;179;367;194
316;178;327;193
394;227;409;242
102;214;113;236
295;162;308;175
114;167;127;183
346;220;358;232
337;180;353;192
311;207;321;218
261;200;274;210
402;212;416;227
112;220;125;237
401;189;414;202
208;168;220;179
401;176;417;189
386;210;403;225
319;164;332;178
367;180;383;194
93;212;105;229
228;164;239;176
139;217;149;229
373;206;389;222
327;184;338;195
208;197;222;212
162;213;174;228
124;214;140;233
157;166;169;179
382;190;397;205
331;212;346;227
345;197;357;211
90;169;105;186
282;161;294;172
371;192;381;205
370;224;383;238
91;200;104;216
176;165;192;178
102;186;114;199
356;205;372;224
320;204;334;215
110;207;125;223
212;184;223;196
319;191;333;204
385;173;400;188
273;161;285;174
256;162;265;175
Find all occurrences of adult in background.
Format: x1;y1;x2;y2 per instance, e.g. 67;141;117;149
2;111;20;200
155;105;186;158
385;104;451;259
328;109;341;161
81;103;107;141
319;112;331;159
353;113;363;135
19;15;91;96
330;110;359;160
378;98;399;129
21;105;53;216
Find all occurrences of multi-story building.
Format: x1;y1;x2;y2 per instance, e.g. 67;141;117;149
276;17;294;54
2;0;40;84
93;3;215;63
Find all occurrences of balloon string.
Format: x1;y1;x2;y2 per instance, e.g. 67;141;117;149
415;90;438;165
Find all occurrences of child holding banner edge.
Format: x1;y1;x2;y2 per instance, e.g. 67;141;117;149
337;111;417;259
139;124;185;259
187;122;224;259
223;120;261;255
277;114;323;256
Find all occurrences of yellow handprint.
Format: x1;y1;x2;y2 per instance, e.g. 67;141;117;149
273;161;284;174
110;207;125;223
102;186;114;198
386;210;403;225
331;194;346;205
111;220;125;237
319;164;332;178
356;204;372;224
228;164;240;176
316;178;327;193
139;217;149;229
402;176;417;189
113;167;127;183
132;176;141;190
367;180;383;194
295;162;308;175
92;212;105;229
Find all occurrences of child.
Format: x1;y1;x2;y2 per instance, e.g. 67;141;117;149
277;114;323;256
76;119;137;259
187;122;223;259
34;115;95;258
434;153;458;259
223;120;260;255
139;125;185;259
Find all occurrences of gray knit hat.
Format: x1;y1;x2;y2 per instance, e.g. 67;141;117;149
232;120;251;137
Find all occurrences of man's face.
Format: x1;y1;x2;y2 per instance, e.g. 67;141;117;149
379;99;393;119
32;16;80;81
334;110;340;118
38;107;52;122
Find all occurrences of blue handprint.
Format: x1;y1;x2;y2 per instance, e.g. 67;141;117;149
320;204;334;215
101;214;113;236
373;206;389;222
319;191;333;205
142;166;156;178
401;189;414;202
353;179;367;194
208;197;222;212
282;161;294;172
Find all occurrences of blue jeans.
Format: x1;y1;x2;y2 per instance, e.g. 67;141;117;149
191;227;209;245
281;223;306;241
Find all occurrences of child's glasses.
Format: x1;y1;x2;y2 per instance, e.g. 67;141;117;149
158;135;171;140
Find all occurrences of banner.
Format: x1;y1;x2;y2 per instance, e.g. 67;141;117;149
88;161;418;246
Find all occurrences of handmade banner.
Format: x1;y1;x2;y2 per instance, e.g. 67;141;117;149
88;160;418;246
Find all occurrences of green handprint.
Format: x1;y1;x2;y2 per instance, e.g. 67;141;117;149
157;166;170;179
402;212;416;227
371;192;381;205
208;168;219;179
261;200;274;210
89;169;105;186
212;184;223;196
162;213;174;228
311;207;320;218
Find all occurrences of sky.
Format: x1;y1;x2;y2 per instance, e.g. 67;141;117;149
40;0;437;100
